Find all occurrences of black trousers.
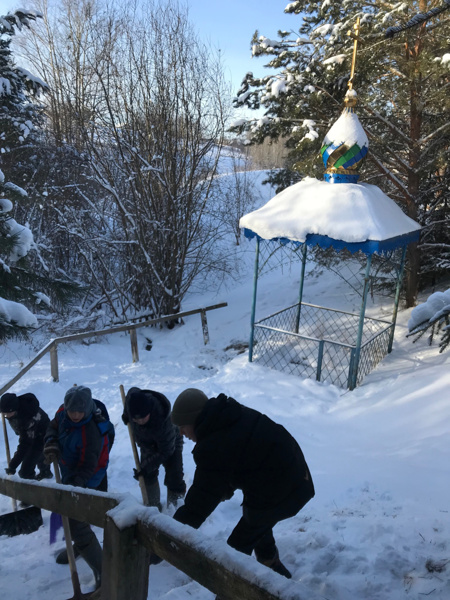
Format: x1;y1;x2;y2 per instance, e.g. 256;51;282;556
16;437;47;479
227;484;314;561
142;444;185;494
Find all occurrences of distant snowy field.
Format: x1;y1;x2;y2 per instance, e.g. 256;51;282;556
1;162;449;600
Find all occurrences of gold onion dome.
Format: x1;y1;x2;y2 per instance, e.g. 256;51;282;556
320;88;369;183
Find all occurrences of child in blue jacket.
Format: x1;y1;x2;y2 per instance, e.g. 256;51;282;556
44;385;114;589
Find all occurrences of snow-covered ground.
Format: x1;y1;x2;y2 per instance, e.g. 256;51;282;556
1;231;449;600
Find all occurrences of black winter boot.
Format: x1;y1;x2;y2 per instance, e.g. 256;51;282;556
166;488;185;508
36;468;53;481
78;537;103;590
256;549;292;579
55;544;80;564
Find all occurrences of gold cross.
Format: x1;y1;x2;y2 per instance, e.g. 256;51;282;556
347;17;362;90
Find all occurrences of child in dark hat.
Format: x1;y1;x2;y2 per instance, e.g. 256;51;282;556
0;391;52;481
170;389;315;584
122;387;186;510
43;385;115;588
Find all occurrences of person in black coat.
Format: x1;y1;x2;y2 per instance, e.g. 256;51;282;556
122;387;186;509
0;392;52;481
170;389;315;583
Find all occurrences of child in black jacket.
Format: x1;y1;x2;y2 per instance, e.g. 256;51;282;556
1;392;52;480
122;387;186;509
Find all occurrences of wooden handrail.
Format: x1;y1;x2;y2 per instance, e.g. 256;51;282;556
0;476;316;600
0;476;119;527
0;302;227;395
135;518;309;600
0;339;56;396
50;302;228;343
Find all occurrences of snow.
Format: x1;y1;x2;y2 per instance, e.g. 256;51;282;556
407;289;450;330
0;198;13;213
0;297;38;328
5;218;34;261
271;78;287;97
323;54;347;66
16;67;49;92
322;100;368;150
1;222;449;599
239;176;421;243
0;76;11;96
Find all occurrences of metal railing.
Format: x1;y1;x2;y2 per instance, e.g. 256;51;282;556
0;303;227;396
252;302;392;388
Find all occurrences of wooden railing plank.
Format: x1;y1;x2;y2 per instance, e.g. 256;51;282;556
136;519;309;600
0;340;56;396
0;302;227;396
0;476;319;600
101;516;150;600
0;476;118;528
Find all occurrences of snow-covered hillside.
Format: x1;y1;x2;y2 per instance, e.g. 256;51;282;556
1;233;449;600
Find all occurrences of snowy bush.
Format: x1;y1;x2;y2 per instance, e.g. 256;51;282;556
407;290;450;353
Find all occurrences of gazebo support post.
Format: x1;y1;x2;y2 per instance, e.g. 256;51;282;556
295;243;308;333
349;254;372;389
388;245;407;353
248;237;260;362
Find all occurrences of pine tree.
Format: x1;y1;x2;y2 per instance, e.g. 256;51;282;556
232;1;450;307
0;9;80;340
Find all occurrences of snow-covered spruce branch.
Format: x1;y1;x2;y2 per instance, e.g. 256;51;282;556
419;243;450;250
367;153;412;205
362;105;412;145
385;1;450;38
418;121;450;147
364;126;412;175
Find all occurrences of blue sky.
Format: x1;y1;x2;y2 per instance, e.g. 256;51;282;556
0;0;300;93
186;0;299;91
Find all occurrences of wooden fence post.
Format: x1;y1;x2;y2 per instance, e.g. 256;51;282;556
200;310;209;345
50;344;59;382
129;328;139;363
101;515;149;600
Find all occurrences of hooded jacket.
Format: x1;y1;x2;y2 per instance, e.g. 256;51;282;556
174;394;314;529
122;388;181;473
5;393;50;471
45;402;113;488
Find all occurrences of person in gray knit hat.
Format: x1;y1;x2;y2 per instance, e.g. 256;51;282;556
169;390;315;594
43;385;115;588
63;385;95;415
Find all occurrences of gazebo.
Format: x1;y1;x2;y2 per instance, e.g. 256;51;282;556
240;42;420;389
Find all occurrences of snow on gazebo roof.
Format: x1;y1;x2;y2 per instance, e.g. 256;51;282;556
240;88;420;255
240;176;421;254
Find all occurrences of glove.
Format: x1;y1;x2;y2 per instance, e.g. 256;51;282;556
121;413;129;426
43;439;60;465
5;466;16;475
66;474;85;488
133;468;144;481
149;552;163;565
220;484;235;501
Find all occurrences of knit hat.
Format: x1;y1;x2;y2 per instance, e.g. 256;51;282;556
64;385;94;415
171;388;208;426
128;390;152;420
0;393;18;413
